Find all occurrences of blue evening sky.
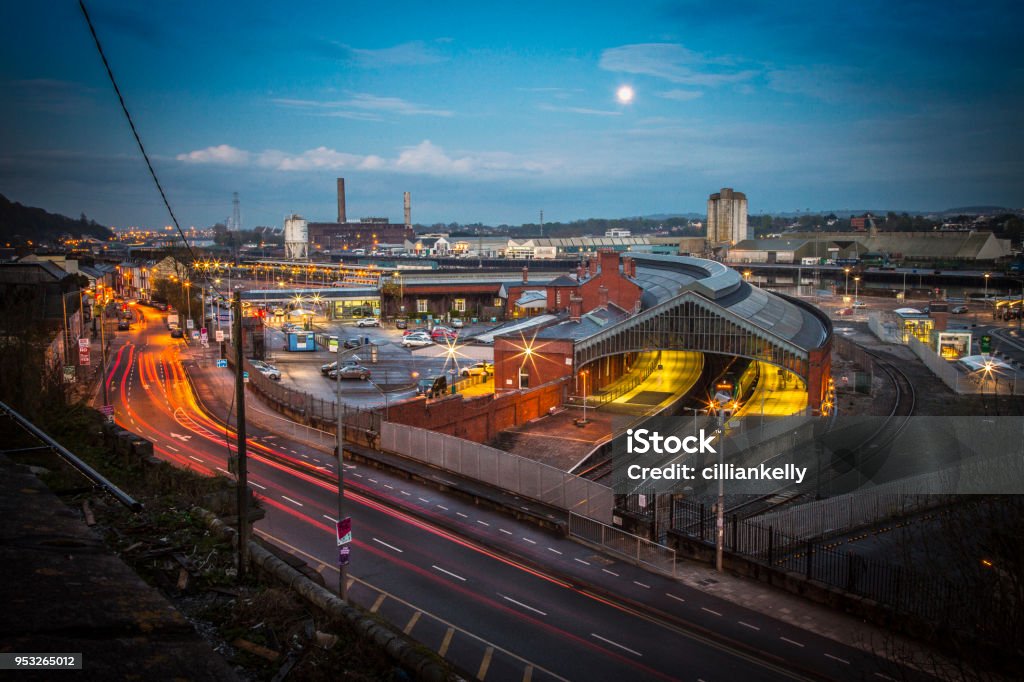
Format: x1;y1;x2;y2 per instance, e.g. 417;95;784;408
1;1;1022;229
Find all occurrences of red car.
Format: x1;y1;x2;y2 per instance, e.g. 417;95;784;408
431;327;458;341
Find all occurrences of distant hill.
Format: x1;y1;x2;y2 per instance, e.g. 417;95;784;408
935;206;1018;216
0;193;113;243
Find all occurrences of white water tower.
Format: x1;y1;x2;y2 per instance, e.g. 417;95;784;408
284;214;308;260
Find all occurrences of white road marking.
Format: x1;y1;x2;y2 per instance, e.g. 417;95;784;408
499;529;513;535
548;548;563;555
281;495;304;507
523;537;537;544
353;473;363;478
384;484;394;489
189;455;204;463
738;621;760;631
431;565;466;581
216;467;231;475
373;538;404;553
590;633;642;657
418;497;429;503
574;558;591;566
368;478;378;483
477;520;490;527
400;490;411;496
500;594;547;616
824;653;850;665
323;514;337;523
701;607;722;616
874;674;897;681
780;637;805;648
436;504;448;511
665;593;686;604
633;581;650;589
456;512;469;518
166;445;179;452
250;482;267;490
602;568;619;577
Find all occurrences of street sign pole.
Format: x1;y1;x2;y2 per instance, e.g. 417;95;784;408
233;291;249;580
336;341;348;601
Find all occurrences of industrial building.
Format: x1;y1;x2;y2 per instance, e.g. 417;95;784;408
728;231;1012;265
306;178;415;254
707;188;749;246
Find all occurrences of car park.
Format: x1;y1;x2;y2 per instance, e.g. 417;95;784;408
344;337;362;349
328;365;371;380
356;317;380;327
460;361;493;377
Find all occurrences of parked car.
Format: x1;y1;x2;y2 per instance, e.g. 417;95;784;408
343;337;362;349
416;375;447;397
951;305;969;314
836;308;853;316
249;360;281;380
460;361;493;378
401;336;433;349
451;318;464;329
321;359;360;375
170;327;184;338
431;327;458;342
356;317;380;327
328;365;371;380
852;301;867;309
395;318;408;329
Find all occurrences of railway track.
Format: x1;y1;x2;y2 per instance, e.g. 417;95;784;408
724;345;916;520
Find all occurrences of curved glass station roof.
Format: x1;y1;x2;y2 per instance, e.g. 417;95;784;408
630;254;830;351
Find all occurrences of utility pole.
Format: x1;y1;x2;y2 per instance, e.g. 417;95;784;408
232;292;249;580
335;341;349;600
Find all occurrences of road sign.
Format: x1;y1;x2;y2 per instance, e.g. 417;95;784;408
336;517;352;546
186;318;195;330
216;359;228;368
78;338;90;351
338;545;351;567
981;335;992;353
99;404;114;416
63;365;76;383
200;327;208;342
242;371;249;383
215;330;225;342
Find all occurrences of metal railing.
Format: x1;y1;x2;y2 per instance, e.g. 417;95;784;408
569;512;676;577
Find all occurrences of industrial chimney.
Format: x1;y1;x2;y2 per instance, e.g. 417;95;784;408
336;178;347;223
403;191;411;227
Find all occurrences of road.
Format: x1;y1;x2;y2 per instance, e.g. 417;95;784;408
103;304;928;681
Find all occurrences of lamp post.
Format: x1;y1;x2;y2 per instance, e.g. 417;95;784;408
184;281;192;340
715;410;726;573
984;272;990;300
335;341;348;601
580;368;589;424
844;267;850;297
854;276;861;303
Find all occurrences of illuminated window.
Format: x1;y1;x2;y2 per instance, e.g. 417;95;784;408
494;298;502;307
555;291;561;306
417;299;428;313
454;299;466;312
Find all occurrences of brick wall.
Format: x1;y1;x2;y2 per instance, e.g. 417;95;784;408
385;378;568;443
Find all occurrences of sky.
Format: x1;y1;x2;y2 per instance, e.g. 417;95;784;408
1;0;1023;230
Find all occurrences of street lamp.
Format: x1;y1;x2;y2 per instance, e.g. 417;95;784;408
578;368;590;425
984;272;990;299
184;281;192;336
853;276;861;303
843;267;851;297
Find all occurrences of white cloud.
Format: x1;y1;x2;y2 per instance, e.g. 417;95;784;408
320;40;448;67
538;103;622;116
657;89;704;101
599;43;756;86
272;93;452;118
176;144;250;165
174;140;556;178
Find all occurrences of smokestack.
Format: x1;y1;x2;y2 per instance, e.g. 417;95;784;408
403;192;411;227
336;178;347;223
569;294;583;322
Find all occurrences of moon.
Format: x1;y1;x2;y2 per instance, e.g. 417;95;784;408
616;85;635;104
